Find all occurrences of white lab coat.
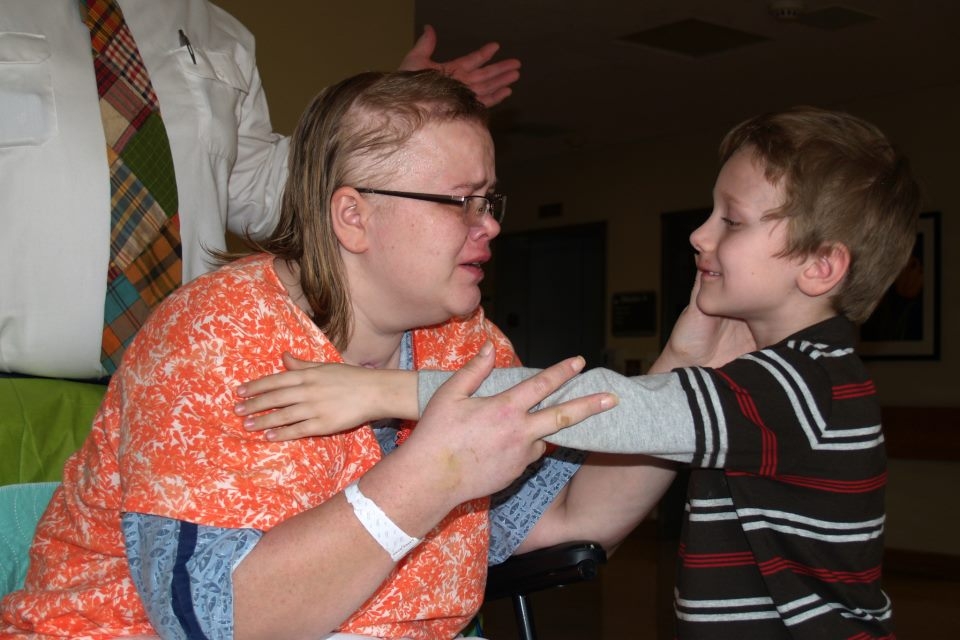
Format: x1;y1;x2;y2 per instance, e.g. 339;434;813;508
0;0;289;377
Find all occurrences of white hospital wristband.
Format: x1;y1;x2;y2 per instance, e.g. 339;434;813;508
344;481;421;562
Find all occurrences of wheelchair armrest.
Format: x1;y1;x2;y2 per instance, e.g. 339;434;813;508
485;540;607;601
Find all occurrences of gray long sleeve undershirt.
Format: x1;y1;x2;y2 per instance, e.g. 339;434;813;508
418;367;696;463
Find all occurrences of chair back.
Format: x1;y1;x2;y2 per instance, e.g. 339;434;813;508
0;481;59;596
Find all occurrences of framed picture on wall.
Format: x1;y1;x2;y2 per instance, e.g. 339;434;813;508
858;211;941;360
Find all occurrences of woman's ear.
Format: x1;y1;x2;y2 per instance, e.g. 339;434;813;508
330;187;369;253
798;242;851;297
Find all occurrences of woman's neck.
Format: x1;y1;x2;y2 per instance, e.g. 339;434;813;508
340;333;403;369
274;257;404;369
273;258;310;313
341;303;406;369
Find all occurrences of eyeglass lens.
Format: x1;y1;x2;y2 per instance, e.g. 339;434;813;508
466;195;504;223
465;197;489;220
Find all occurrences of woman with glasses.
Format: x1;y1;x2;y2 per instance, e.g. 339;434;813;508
2;70;673;640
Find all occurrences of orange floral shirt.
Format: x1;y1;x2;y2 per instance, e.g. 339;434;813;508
1;254;519;640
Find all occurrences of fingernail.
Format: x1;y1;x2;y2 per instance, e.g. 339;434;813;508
572;356;586;372
236;385;247;396
480;341;493;356
600;394;619;409
234;402;245;414
243;417;255;428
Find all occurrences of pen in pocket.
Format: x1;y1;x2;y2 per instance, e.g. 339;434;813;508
178;29;196;64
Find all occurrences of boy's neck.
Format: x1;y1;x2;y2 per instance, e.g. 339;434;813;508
749;303;838;348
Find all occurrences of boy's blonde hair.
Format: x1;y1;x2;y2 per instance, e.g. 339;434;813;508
719;106;921;324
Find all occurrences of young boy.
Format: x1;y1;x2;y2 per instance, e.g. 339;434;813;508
237;106;920;638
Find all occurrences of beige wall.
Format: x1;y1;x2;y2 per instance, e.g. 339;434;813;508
216;0;415;134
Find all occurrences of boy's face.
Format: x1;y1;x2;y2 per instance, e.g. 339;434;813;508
690;147;809;333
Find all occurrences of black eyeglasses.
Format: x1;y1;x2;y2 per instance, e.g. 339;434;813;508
355;188;506;224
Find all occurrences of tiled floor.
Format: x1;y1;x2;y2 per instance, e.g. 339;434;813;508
478;525;960;639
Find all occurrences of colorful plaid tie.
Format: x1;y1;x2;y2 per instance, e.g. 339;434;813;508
81;0;182;374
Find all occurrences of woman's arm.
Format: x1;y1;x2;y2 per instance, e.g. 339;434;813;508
235;353;612;443
230;345;616;640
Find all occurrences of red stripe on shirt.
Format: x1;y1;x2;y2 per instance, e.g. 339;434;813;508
833;381;877;399
717;369;778;475
758;557;882;583
680;550;757;569
726;471;888;493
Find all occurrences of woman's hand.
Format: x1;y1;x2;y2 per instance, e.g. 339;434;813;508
656;273;757;371
401;342;618;505
234;353;418;441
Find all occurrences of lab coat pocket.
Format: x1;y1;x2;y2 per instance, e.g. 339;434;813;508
0;32;57;147
179;47;249;161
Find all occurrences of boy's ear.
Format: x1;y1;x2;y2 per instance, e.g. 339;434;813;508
330;187;369;253
798;242;850;297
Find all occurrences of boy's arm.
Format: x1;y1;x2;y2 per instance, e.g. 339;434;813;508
420;366;696;460
416;274;757;458
237;274;754;445
510;280;754;555
535;276;754;455
236;352;612;443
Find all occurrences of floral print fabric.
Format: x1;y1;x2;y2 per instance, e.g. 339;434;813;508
1;254;519;640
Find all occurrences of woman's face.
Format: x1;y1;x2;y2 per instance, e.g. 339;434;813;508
353;119;500;330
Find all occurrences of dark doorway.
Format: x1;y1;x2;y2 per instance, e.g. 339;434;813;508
487;223;606;369
656;208;710;639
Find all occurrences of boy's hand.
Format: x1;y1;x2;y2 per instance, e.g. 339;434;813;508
657;273;757;371
234;353;417;441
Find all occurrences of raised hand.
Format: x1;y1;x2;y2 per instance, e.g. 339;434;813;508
398;25;521;107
